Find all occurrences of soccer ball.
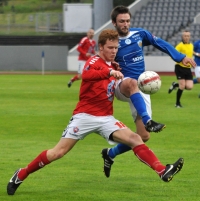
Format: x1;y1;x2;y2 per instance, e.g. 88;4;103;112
138;71;161;94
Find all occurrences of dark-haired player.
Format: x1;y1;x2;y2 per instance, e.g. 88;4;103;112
101;5;195;178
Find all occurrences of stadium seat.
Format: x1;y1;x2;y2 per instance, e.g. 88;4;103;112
132;0;200;55
169;41;177;47
163;7;169;12
150;16;157;22
148;45;155;52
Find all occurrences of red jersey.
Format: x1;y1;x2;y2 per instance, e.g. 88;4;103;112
73;55;116;116
77;36;96;61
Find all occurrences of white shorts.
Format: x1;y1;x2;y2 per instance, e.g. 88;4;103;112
61;113;127;145
114;77;152;121
78;60;86;74
194;66;200;78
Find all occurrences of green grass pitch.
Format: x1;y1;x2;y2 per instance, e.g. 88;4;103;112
0;74;200;201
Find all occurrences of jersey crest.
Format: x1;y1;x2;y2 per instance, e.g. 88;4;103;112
125;39;131;45
137;40;142;48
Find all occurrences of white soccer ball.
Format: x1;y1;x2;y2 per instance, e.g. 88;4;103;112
138;71;161;94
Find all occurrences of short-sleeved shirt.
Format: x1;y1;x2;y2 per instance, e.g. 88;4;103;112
175;42;194;68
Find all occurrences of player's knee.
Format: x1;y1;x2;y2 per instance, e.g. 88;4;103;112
136;128;150;142
121;78;138;96
137;131;150;142
128;79;138;89
185;85;193;90
129;133;143;146
141;133;150;142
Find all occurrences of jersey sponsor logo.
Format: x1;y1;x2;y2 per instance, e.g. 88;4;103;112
131;34;140;41
125;39;131;44
131;33;140;38
123;50;144;66
132;55;143;63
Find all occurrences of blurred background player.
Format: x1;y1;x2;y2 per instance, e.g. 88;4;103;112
168;31;195;107
193;39;200;98
68;28;96;88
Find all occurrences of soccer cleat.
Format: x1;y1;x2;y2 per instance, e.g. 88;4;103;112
161;158;184;182
101;148;114;178
168;82;177;94
7;169;23;195
67;80;73;88
175;103;183;108
145;120;166;133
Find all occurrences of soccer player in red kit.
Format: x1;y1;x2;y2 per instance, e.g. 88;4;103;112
68;28;96;87
7;29;184;196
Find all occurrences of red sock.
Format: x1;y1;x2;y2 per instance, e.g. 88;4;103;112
133;144;166;175
18;150;50;181
71;75;79;82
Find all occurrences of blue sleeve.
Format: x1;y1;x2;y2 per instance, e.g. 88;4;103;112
193;41;198;51
140;29;186;62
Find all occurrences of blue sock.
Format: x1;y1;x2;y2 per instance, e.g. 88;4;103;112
108;144;131;159
130;92;150;125
193;78;198;84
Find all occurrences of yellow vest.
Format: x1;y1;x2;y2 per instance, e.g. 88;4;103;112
175;42;193;68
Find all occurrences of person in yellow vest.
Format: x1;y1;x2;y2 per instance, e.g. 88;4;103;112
168;30;195;108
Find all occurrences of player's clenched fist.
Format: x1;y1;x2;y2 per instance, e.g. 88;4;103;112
110;70;124;79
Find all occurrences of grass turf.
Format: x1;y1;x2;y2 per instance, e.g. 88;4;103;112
0;74;200;201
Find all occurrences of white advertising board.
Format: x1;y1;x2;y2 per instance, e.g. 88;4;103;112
63;4;92;33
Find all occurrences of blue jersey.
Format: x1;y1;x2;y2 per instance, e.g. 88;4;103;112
193;40;200;66
115;28;186;80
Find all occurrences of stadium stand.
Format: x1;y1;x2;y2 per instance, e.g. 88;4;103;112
131;0;200;55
